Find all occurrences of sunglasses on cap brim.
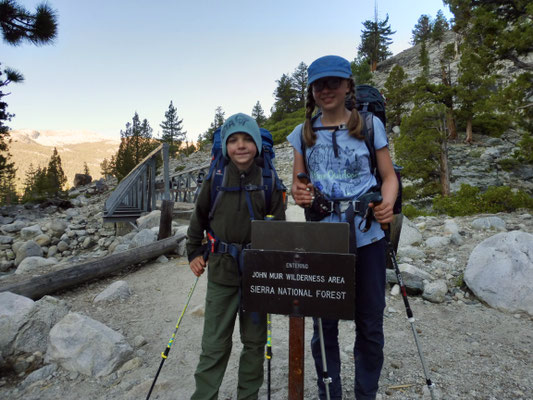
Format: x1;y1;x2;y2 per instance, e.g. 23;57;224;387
311;77;344;91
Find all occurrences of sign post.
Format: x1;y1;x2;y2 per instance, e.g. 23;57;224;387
245;221;354;400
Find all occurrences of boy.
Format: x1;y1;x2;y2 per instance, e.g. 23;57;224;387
187;113;285;400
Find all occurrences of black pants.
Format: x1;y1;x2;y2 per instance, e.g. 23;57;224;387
311;238;386;400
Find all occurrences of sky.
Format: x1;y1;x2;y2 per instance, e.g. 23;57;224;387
2;0;452;142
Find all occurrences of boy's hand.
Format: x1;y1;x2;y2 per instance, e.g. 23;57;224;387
190;255;206;277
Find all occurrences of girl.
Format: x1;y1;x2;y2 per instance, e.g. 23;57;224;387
287;55;398;400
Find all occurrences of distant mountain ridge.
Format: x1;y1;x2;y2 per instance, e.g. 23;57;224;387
10;129;120;147
8;129;120;192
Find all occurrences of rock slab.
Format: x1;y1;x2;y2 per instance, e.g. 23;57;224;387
465;231;533;316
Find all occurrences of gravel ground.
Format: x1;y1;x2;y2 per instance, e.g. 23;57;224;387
1;250;532;400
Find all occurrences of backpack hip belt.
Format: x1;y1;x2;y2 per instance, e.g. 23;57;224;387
206;231;250;262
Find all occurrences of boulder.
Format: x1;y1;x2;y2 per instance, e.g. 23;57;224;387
1;220;27;234
34;233;52;247
465;231;533;316
12;296;69;356
20;224;43;240
15;240;43;266
48;220;68;237
422;280;448;303
0;292;35;358
174;225;188;256
398;217;423;247
47;312;133;377
131;229;157;247
471;216;506;231
0;235;14;245
425;236;451;249
136;210;161;230
73;173;92;187
15;256;58;275
93;281;132;302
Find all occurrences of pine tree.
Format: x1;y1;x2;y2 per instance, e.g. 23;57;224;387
411;15;432;45
113;112;158;181
160;101;186;155
443;0;532;71
439;43;458;140
1;2;57;203
83;162;90;176
0;0;57;45
456;42;496;143
251;101;267;126
350;55;374;85
100;158;113;178
383;65;409;129
0;65;21;203
358;12;395;71
419;40;430;78
0;162;17;205
198;106;225;148
431;10;449;43
291;62;308;109
45;147;67;196
271;73;298;121
444;0;532;138
396;104;450;198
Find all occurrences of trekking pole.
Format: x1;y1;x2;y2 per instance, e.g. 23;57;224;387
383;225;436;400
266;313;272;400
317;318;332;400
264;215;275;400
146;275;200;400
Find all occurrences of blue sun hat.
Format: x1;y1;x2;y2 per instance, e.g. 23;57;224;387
220;113;262;159
307;55;352;86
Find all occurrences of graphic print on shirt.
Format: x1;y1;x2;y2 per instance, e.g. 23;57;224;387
307;141;368;200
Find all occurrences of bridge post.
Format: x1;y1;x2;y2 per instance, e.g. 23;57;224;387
163;143;170;201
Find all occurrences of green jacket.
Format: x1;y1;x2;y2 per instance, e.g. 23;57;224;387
186;161;286;286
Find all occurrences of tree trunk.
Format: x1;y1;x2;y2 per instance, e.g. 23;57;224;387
440;134;451;196
371;59;377;72
446;108;458;140
0;234;185;300
465;118;473;144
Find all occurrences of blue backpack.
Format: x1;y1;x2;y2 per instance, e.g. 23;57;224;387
205;127;286;221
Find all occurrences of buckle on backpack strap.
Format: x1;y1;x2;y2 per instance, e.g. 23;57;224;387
327;200;362;215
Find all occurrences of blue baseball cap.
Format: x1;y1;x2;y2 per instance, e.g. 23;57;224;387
220;113;262;159
307;55;352;86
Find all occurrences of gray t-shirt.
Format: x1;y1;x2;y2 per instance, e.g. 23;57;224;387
287;115;388;248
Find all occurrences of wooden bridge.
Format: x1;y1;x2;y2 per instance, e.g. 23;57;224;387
103;143;210;224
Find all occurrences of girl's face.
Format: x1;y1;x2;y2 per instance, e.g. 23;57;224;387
226;132;257;170
311;77;349;113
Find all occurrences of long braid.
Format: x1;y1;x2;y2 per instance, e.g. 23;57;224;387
346;79;364;140
303;88;317;147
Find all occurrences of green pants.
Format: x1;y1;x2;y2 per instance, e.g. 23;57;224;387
191;280;266;400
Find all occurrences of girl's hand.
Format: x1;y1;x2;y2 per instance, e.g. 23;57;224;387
370;199;394;224
291;181;314;208
189;255;206;277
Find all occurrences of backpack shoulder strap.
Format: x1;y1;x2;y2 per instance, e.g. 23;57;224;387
361;111;379;181
208;159;229;220
299;114;320;175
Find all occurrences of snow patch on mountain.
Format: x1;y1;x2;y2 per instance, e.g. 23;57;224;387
9;129;120;147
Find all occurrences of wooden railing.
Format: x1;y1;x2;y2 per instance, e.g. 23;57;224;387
103;143;170;223
162;162;210;203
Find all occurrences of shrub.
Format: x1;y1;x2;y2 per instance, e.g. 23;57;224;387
433;184;533;216
402;204;433;219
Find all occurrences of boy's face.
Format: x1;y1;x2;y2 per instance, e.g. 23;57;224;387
226;132;257;170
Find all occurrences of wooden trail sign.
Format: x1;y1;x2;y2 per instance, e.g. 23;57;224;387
246;221;353;400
